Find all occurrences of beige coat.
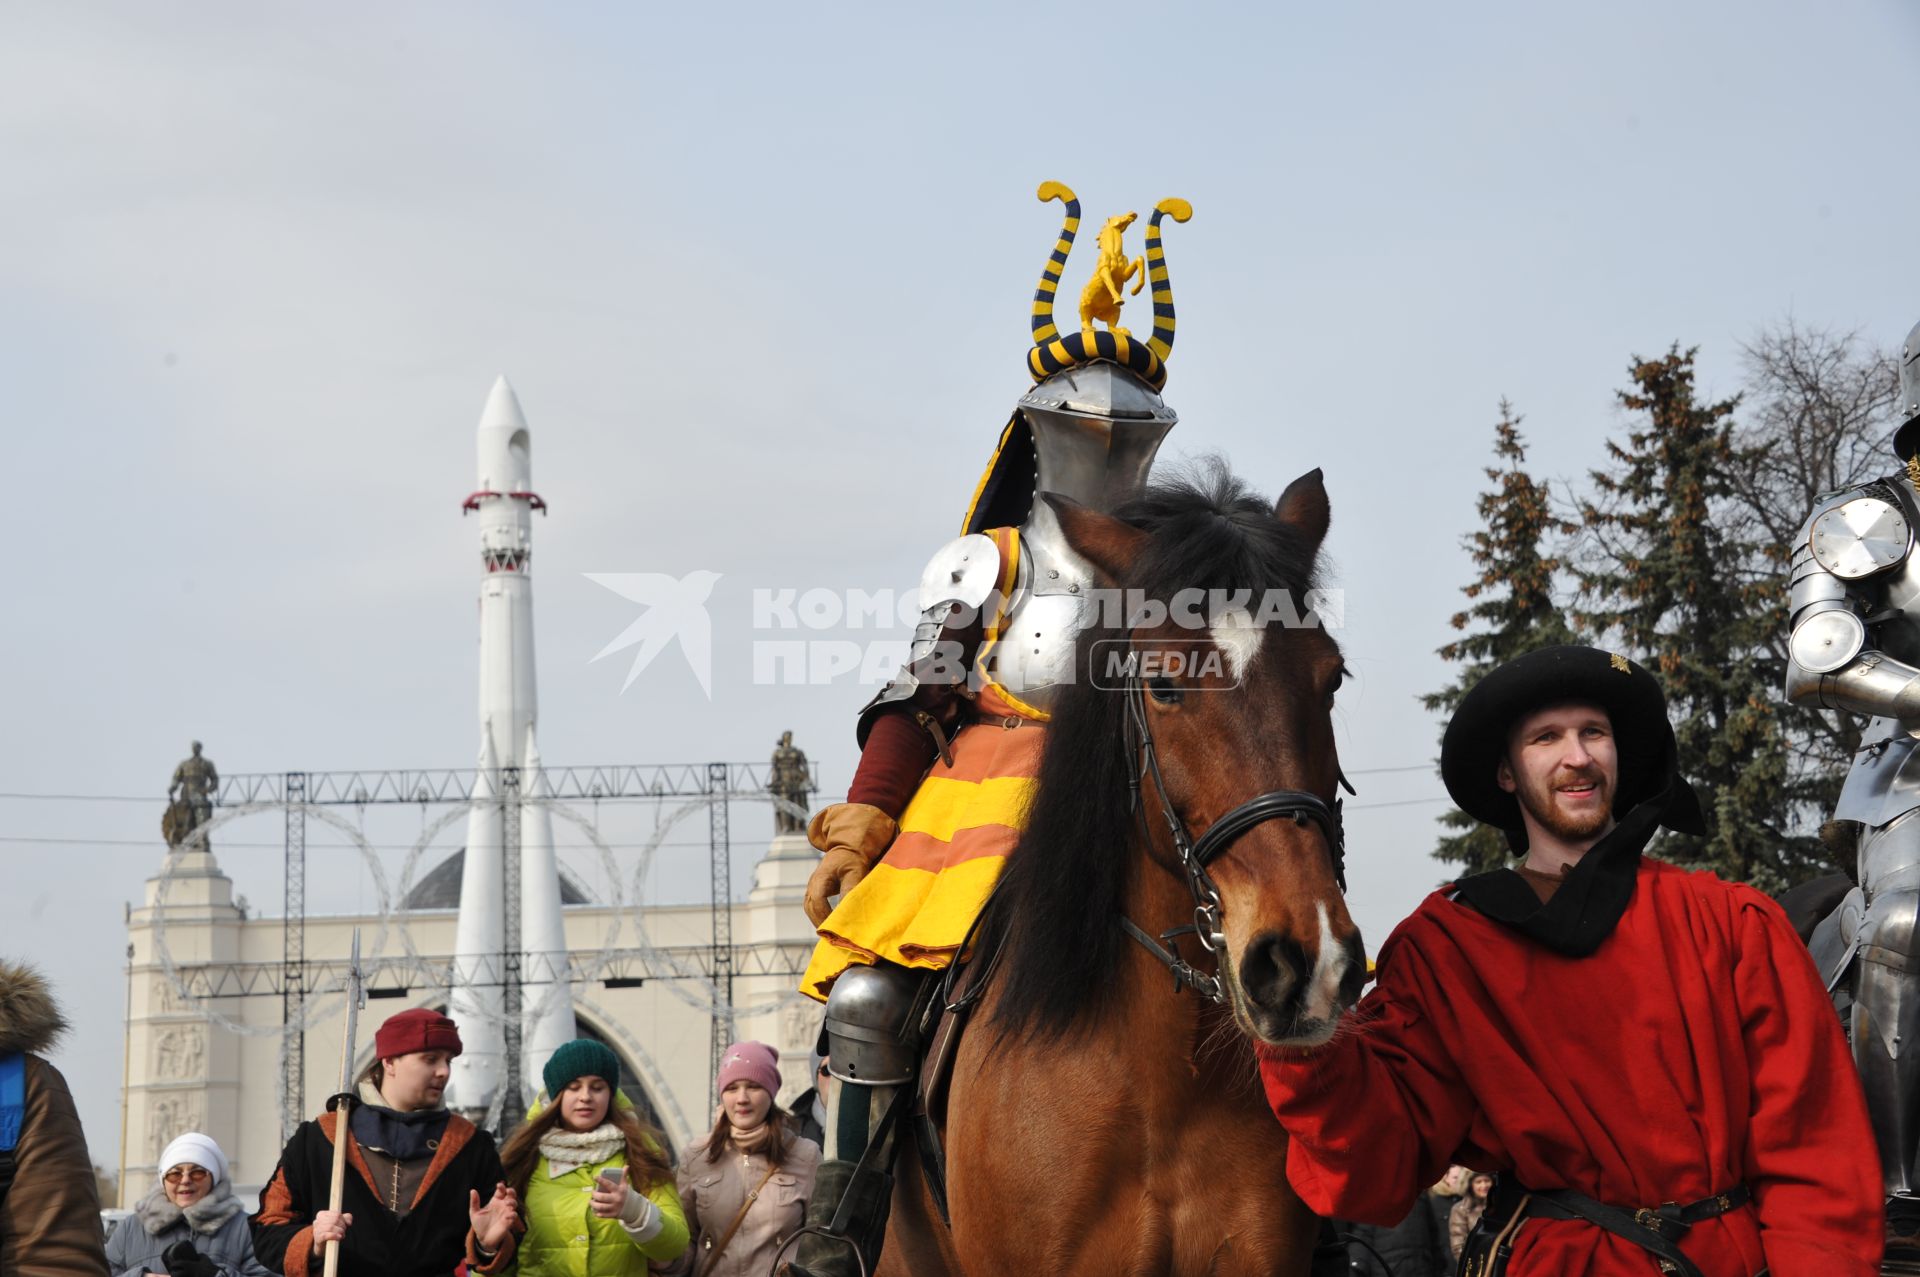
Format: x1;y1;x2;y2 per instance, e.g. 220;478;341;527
1448;1193;1489;1260
661;1132;819;1277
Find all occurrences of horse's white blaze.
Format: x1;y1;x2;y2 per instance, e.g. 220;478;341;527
1210;607;1263;682
1308;900;1347;1020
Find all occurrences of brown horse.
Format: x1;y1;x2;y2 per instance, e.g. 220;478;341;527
882;464;1366;1277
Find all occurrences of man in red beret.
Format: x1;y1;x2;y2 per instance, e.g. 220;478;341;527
251;1007;520;1276
1260;646;1883;1277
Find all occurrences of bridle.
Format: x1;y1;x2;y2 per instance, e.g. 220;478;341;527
1118;657;1351;1004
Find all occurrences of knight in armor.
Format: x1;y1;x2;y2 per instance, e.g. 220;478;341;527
1787;318;1920;1264
786;183;1190;1277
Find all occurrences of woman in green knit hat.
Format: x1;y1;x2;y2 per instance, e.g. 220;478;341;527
501;1038;689;1275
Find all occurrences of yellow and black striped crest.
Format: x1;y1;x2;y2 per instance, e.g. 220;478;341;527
1026;182;1192;392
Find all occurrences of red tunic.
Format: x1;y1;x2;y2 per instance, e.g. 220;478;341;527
1258;859;1881;1277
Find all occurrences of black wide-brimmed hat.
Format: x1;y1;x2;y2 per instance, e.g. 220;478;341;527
1439;645;1705;850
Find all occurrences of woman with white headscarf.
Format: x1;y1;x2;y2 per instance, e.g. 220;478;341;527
105;1132;270;1277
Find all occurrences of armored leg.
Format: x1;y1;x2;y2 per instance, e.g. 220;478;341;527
1855;884;1920;1198
789;962;932;1277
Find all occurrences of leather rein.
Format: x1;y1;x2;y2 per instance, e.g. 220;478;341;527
1119;666;1351;1004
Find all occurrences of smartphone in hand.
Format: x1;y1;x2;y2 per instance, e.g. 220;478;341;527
597;1166;626;1191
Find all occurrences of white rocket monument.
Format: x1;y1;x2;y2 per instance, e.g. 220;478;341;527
447;376;575;1115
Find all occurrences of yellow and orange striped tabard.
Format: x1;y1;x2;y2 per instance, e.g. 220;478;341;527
800;686;1045;1001
801;526;1047;1001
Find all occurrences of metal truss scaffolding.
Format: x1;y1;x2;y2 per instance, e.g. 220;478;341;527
500;766;523;1122
169;945;817;1000
707;762;733;1086
176;759;813;1142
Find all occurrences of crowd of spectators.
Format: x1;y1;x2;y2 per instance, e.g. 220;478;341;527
1333;1163;1495;1276
0;961;825;1277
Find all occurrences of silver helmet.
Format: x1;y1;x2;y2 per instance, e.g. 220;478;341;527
1897;318;1920;460
962;364;1177;533
961;182;1192;534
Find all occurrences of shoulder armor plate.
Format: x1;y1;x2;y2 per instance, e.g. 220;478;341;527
1809;496;1912;579
919;534;1004;610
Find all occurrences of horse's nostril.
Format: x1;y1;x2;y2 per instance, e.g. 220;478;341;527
1241;931;1303;1013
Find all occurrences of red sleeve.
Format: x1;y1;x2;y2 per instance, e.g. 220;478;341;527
1730;890;1882;1277
846;710;937;819
1257;930;1475;1226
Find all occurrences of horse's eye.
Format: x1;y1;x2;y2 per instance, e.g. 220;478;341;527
1147;677;1183;705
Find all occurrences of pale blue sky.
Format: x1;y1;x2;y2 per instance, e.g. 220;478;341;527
4;0;1918;1165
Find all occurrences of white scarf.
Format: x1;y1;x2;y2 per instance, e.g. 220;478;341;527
539;1122;625;1178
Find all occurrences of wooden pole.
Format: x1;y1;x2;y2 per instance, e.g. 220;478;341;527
323;929;364;1277
322;1091;350;1277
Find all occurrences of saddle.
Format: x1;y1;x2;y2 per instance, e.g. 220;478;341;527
904;902;1004;1225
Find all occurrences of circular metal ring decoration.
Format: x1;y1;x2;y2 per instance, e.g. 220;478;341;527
148;802;392;1038
1809;497;1911;579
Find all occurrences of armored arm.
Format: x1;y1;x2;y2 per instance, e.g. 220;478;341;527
803;535;1009;926
855;532;1005;756
1785;487;1920;717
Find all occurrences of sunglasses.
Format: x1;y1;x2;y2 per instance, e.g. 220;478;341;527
164;1167;211;1184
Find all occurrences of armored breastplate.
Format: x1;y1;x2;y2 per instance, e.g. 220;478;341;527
978;501;1099;715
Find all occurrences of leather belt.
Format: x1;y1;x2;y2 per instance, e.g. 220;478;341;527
1530;1182;1749;1239
1511;1182;1751;1277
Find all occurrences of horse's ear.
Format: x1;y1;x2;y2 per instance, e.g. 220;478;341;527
1042;493;1147;584
1274;468;1330;549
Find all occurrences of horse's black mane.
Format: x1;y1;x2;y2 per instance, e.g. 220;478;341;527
979;459;1325;1044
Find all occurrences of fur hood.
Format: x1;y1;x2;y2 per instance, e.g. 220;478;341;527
0;960;67;1057
135;1178;245;1235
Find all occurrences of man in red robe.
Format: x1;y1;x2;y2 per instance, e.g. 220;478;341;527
1260;645;1882;1277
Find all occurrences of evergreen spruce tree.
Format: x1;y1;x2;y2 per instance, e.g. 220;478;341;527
1573;345;1818;891
1423;401;1574;875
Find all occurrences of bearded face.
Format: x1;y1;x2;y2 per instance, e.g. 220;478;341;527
1497;702;1618;845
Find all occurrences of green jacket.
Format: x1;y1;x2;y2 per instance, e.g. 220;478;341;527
510;1141;689;1277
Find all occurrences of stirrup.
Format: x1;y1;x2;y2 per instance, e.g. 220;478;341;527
778;1090;910;1277
781;1225;871;1277
786;1159;866;1277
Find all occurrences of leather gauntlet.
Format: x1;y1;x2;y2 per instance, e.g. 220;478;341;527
803;802;900;926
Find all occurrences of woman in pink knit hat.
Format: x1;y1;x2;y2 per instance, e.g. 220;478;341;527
663;1041;820;1277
